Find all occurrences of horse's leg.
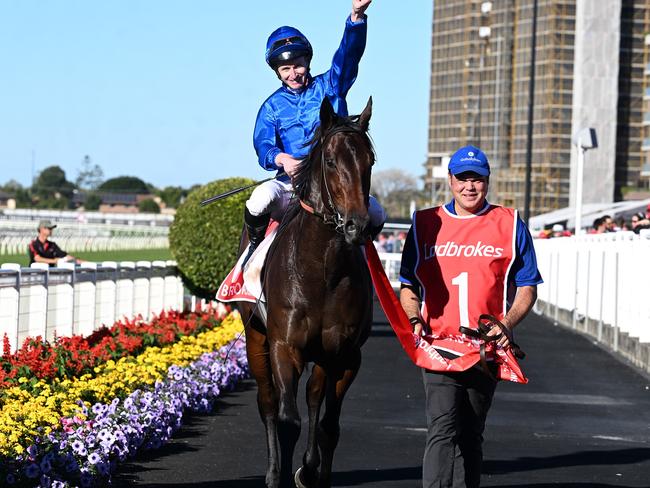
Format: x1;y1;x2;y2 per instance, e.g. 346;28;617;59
295;363;327;488
245;320;280;488
317;348;361;488
270;341;304;488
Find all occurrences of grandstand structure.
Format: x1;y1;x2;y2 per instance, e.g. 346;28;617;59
423;0;650;216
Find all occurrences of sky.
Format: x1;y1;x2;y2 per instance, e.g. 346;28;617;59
0;1;433;190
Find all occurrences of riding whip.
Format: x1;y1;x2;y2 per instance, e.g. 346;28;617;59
200;177;276;207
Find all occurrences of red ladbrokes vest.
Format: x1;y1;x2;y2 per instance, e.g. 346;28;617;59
414;204;516;358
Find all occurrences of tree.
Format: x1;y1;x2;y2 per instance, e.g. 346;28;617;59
0;179;24;193
371;168;423;219
84;192;102;211
98;176;150;194
169;177;254;299
75;155;104;190
156;186;186;208
32;166;76;208
138;198;161;214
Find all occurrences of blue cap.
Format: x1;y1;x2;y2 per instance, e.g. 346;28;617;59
448;145;490;176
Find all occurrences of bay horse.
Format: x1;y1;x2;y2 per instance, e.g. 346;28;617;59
239;97;375;488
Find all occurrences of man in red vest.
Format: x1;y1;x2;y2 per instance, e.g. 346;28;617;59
399;145;542;488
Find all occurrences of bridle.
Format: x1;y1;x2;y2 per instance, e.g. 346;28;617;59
299;123;369;233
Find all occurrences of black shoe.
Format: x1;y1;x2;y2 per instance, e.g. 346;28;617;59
242;208;270;268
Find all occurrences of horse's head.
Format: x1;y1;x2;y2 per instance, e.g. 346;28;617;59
295;97;375;245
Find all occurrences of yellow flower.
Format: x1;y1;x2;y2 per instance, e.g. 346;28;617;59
0;312;244;458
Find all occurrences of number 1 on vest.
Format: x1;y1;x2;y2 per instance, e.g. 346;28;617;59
451;271;469;328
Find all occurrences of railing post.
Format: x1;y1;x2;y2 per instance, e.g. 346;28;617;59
613;250;619;353
96;261;117;329
598;250;605;343
75;262;97;337
0;266;20;353
149;260;166;317
134;261;152;320
115;261;135;322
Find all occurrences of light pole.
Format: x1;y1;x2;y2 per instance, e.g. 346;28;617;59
523;0;538;225
571;128;598;235
477;2;492;147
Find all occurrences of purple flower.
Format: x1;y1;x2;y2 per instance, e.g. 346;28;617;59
88;452;102;465
24;463;40;478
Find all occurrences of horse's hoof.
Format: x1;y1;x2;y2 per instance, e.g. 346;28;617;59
294;467;308;488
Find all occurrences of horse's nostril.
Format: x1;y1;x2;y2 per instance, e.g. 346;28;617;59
345;221;358;233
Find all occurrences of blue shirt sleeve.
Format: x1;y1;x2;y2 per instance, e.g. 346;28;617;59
510;217;543;287
398;226;422;295
326;15;367;101
253;101;282;170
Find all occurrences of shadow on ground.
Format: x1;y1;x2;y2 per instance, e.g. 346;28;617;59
119;465;421;487
484;447;650;475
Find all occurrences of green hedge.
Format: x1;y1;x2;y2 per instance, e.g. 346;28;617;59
169;177;254;299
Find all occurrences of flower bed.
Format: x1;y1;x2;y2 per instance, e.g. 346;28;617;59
0;308;225;390
0;309;249;487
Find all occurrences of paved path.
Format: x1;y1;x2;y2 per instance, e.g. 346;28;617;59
115;303;650;487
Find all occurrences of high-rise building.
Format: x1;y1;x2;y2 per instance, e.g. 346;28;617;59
424;0;650;217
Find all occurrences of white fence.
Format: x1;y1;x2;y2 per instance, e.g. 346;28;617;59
0;235;169;256
533;231;650;362
377;232;650;371
0;260;184;352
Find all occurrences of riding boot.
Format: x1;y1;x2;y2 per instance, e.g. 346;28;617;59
243;208;271;268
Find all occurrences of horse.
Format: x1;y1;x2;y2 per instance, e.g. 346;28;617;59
238;97;375;488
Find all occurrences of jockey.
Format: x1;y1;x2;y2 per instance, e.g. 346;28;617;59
244;0;386;262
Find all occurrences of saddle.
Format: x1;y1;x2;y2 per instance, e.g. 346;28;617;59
216;221;279;308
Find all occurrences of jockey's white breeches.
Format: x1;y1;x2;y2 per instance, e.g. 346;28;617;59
245;178;387;227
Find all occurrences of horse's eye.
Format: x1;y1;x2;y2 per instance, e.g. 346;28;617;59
325;158;336;168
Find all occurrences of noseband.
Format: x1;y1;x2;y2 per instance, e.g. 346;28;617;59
299;124;367;233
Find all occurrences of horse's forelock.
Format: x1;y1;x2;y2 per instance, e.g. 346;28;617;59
294;116;373;201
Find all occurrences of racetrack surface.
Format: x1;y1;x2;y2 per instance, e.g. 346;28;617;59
115;300;650;487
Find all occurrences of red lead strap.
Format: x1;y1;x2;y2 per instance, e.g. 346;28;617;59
364;241;528;384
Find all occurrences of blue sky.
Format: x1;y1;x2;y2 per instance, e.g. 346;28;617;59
0;1;432;189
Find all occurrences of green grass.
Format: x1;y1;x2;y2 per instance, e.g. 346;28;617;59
1;248;173;267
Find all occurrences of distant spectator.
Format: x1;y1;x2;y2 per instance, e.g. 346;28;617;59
385;233;396;253
615;217;628;232
632;211;650;234
602;215;615;232
29;220;81;266
374;233;388;253
551;223;567;237
394;231;407;253
592;217;607;234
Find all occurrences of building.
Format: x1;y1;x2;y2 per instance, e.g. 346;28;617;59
424;0;650;217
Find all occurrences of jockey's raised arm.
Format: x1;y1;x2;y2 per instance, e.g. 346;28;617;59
245;0;384;268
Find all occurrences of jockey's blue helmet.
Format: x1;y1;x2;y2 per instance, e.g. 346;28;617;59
265;26;313;69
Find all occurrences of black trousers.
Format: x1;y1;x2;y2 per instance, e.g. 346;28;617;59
421;367;497;488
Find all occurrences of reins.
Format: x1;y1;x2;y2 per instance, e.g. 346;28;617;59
298;123;367;233
459;314;526;381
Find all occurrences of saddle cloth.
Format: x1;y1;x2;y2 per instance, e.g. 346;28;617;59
216;221;279;304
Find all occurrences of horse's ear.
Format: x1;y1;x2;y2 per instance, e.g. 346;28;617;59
320;97;336;132
358;96;372;132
